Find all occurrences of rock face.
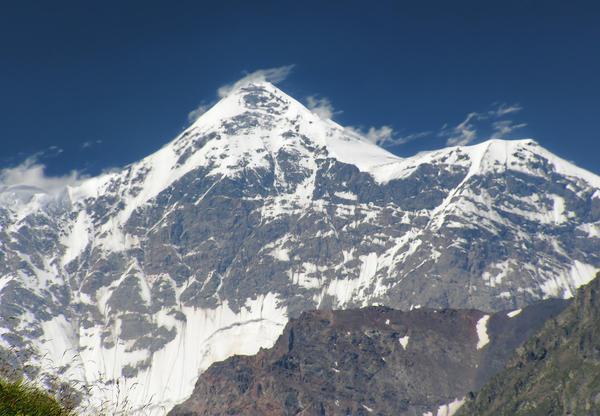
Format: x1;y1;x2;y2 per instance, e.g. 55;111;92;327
0;81;599;413
457;272;600;416
169;300;568;416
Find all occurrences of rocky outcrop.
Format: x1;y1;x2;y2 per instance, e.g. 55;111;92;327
169;299;567;416
457;272;600;416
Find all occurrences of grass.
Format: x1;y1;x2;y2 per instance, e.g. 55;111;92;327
0;378;74;416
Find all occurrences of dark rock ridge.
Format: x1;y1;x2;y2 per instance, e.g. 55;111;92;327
169;299;568;416
457;272;600;416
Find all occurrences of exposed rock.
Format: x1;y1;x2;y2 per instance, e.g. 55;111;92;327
457;272;600;415
170;299;567;416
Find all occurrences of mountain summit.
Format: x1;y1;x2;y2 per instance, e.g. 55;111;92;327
0;82;599;414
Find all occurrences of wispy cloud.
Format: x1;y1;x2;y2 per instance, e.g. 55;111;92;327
490;120;528;140
348;125;392;144
443;112;479;146
187;104;210;123
0;149;86;194
0;159;85;194
362;125;395;144
306;95;337;120
441;102;526;146
492;103;523;117
217;65;295;98
391;130;433;145
81;139;103;149
305;93;431;147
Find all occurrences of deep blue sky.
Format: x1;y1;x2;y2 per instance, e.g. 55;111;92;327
1;0;599;178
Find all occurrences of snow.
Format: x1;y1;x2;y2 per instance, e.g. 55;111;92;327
186;80;403;185
106;81;597;197
398;139;600;232
476;315;490;350
507;309;522;318
35;292;288;415
578;222;600;238
423;140;504;230
318;252;380;307
288;262;322;289
541;260;598;298
333;191;358;201
482;260;515;288
529;143;600;188
39;315;87;382
269;247;291;262
399;335;410;349
423;397;465;416
0;276;13;293
123;293;286;414
48;85;600;269
61;210;91;266
551;195;567;224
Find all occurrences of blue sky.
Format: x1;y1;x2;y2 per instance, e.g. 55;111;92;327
1;0;599;186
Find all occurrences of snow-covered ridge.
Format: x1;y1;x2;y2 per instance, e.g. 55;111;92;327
59;81;600;221
380;138;600;187
1;80;599;415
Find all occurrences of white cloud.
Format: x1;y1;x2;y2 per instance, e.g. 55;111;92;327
392;130;432;145
305;94;429;147
0;156;86;194
187;104;210;123
441;103;525;146
362;125;395;144
81;139;103;149
349;125;433;147
306;95;336;120
217;65;295;98
490;120;528;140
492;103;523;117
444;112;479;146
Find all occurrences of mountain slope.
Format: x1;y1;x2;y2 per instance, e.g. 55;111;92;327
456;272;600;416
0;81;599;413
168;300;568;416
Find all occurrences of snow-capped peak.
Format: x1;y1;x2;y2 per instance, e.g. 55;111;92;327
60;83;600;250
95;81;402;204
378;138;600;189
183;81;401;170
2;81;600;416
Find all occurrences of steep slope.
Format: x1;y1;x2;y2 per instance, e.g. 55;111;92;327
168;300;568;416
0;81;599;413
456;272;600;416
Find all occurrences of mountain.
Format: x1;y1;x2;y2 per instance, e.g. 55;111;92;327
168;300;568;416
0;81;599;413
456;272;600;416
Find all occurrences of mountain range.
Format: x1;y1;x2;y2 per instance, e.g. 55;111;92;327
0;81;599;414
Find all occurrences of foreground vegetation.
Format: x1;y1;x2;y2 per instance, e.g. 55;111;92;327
0;378;74;416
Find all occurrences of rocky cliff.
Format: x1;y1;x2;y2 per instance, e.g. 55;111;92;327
170;300;567;416
457;272;600;415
